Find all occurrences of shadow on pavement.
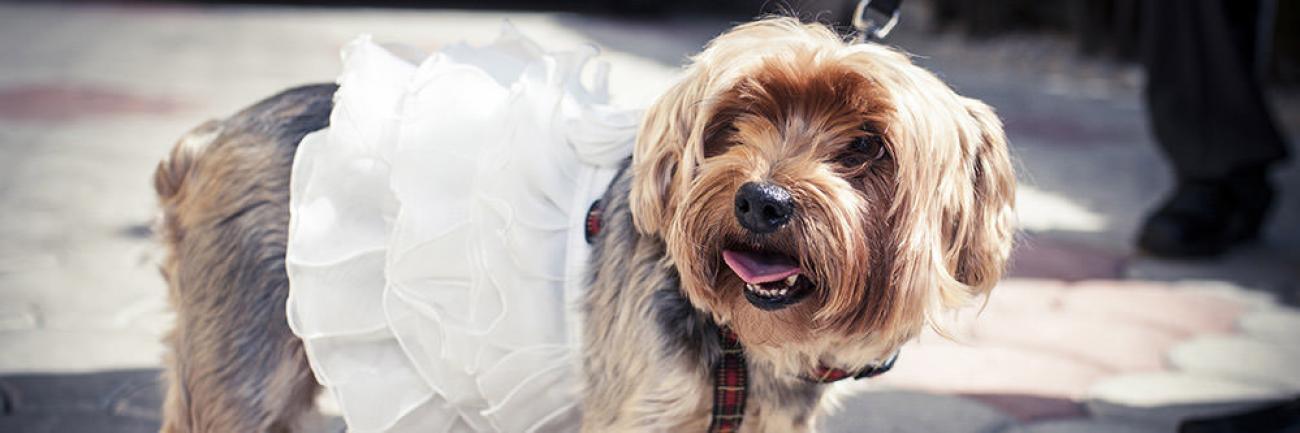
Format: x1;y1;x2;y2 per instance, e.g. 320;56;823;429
0;369;344;433
1;369;1293;432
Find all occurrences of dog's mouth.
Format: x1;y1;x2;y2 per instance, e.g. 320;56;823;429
722;249;814;311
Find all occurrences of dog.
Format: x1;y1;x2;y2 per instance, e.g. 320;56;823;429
154;18;1015;433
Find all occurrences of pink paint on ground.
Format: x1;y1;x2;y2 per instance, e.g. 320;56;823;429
1061;281;1248;337
876;342;1111;399
971;310;1183;372
882;278;1256;424
984;279;1069;313
0;84;185;122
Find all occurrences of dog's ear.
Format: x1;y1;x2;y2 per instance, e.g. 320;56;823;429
629;68;714;236
946;99;1016;297
630;18;831;237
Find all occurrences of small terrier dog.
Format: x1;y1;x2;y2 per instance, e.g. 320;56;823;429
154;18;1015;432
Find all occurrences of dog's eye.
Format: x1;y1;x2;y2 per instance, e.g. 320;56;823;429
704;124;741;158
838;135;887;167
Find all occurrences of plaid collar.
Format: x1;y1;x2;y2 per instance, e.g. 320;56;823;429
584;200;898;431
708;328;748;433
708;327;899;433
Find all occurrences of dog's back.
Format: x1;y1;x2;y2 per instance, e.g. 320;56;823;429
154;84;335;433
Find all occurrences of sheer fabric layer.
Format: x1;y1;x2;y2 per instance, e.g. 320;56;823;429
285;27;637;433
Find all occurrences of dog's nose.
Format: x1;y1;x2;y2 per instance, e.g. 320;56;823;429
734;181;794;234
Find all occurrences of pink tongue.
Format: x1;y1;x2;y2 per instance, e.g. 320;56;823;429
722;250;802;284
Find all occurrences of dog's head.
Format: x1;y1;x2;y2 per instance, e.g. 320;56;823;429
630;18;1016;372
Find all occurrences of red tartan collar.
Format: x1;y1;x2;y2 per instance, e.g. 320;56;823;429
717;327;898;384
708;327;898;433
807;346;899;383
709;327;748;433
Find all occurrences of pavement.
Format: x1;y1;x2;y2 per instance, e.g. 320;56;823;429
1;2;1299;432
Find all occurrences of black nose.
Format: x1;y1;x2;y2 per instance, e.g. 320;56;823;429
734;181;795;234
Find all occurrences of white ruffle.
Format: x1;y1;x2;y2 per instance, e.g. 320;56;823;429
285;24;637;432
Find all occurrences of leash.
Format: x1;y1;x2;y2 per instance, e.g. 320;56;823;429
853;0;903;42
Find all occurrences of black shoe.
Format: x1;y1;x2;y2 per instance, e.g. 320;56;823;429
1137;171;1274;258
1178;397;1300;433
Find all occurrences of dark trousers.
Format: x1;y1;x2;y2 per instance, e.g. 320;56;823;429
1143;0;1289;181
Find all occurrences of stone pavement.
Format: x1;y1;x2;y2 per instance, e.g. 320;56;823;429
1;2;1298;432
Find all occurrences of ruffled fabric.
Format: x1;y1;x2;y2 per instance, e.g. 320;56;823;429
285;25;638;432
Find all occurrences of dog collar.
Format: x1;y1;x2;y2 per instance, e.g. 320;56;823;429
585;199;605;244
718;326;898;383
708;327;898;432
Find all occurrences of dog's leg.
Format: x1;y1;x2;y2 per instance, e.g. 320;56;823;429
154;84;336;433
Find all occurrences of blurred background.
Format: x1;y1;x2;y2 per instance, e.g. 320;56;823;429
0;0;1297;432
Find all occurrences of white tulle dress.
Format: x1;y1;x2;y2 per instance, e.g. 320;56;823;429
284;25;639;432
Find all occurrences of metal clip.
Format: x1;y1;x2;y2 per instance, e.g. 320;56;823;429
853;0;900;42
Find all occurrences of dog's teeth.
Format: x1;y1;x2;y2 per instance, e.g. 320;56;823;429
784;275;798;287
748;282;796;299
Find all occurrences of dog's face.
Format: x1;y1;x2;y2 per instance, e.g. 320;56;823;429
630;19;1016;371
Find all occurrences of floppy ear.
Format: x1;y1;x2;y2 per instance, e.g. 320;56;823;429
948;99;1017;296
629;69;714;236
630;18;836;236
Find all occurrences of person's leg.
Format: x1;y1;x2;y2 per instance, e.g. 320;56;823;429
1139;0;1289;257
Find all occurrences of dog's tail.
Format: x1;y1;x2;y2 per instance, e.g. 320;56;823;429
155;120;221;202
153;120;222;246
154;120;220;242
154;120;220;201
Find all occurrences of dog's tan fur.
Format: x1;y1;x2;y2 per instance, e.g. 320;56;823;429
155;85;335;432
155;18;1013;433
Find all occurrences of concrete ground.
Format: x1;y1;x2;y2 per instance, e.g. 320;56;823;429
1;2;1298;432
